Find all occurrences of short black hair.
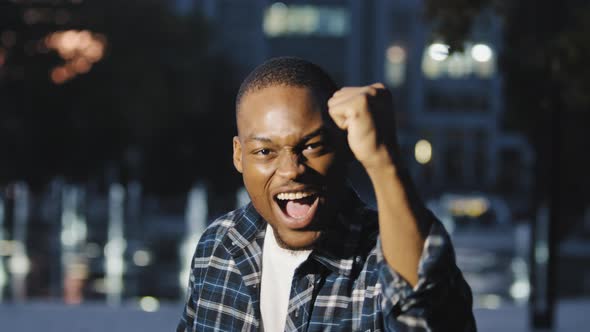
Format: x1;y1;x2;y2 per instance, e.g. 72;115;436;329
236;56;338;111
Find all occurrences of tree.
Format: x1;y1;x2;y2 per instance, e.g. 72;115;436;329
0;0;242;195
425;0;590;235
425;0;590;328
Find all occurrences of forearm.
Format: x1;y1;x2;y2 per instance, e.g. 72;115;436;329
377;220;476;331
365;147;430;286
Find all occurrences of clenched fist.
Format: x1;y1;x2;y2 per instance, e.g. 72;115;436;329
327;83;398;171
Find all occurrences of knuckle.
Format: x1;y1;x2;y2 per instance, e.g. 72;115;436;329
356;95;369;108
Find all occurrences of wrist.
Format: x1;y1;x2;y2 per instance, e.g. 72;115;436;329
362;145;398;179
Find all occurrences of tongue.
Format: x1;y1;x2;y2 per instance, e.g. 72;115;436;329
285;200;311;219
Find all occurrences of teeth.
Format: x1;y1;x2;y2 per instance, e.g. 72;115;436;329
276;192;314;201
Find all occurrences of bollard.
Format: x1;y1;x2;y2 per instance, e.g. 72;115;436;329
105;183;126;306
0;195;6;302
61;185;88;304
179;182;208;297
10;182;30;302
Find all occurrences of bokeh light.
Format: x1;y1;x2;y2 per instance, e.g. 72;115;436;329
415;139;433;164
427;43;449;61
471;43;493;62
386;45;406;64
44;29;107;84
139;296;160;312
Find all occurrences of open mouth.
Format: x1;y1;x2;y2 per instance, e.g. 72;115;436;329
273;191;320;229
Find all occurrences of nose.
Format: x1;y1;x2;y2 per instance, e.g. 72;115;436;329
276;150;305;180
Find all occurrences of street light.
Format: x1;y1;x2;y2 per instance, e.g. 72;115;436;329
471;43;493;62
427;43;449;62
415;139;433;164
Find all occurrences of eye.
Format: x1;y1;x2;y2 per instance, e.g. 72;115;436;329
304;142;323;151
255;148;272;156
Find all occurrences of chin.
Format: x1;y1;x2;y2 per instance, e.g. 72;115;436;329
272;227;321;251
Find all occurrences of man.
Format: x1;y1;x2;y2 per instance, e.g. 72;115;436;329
177;57;476;331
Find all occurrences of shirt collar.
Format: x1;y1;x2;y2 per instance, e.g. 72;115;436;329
225;203;266;256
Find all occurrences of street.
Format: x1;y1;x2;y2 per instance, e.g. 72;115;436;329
1;299;588;331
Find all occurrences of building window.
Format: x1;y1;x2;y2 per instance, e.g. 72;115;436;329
445;144;464;186
426;91;489;112
263;2;349;37
385;44;406;87
498;149;522;192
422;42;495;79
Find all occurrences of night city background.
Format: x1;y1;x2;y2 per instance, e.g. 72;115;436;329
1;0;590;331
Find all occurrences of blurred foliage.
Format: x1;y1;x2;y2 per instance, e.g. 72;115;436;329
424;0;490;51
425;0;590;232
0;0;241;195
425;0;590;112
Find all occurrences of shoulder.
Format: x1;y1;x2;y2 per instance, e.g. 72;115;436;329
193;204;251;254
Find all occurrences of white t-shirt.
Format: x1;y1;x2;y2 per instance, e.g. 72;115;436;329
260;224;312;332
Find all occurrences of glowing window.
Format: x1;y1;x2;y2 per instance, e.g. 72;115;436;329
264;3;349;37
385;44;407;87
422;42;495;79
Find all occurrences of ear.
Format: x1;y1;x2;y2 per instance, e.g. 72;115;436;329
233;136;243;173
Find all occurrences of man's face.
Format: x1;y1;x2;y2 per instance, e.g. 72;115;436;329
233;85;346;250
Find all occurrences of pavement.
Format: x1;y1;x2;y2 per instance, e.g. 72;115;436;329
474;299;589;332
0;299;588;331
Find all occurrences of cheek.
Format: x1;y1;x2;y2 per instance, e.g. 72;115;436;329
242;160;276;194
307;153;337;175
243;159;276;177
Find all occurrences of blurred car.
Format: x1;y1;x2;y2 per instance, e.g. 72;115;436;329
427;193;529;307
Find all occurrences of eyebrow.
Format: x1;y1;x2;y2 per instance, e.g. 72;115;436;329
300;127;325;142
245;136;273;143
245;127;326;144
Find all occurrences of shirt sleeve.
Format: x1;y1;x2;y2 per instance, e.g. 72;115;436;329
176;248;198;332
377;212;477;331
177;228;215;332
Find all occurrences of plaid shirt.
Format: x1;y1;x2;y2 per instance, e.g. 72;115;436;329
177;193;476;331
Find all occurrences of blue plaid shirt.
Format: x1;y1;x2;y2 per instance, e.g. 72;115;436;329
177;193;475;331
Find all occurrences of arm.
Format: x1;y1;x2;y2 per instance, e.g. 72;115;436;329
366;156;427;285
328;83;425;285
177;248;199;332
377;218;477;331
177;227;215;332
328;84;475;330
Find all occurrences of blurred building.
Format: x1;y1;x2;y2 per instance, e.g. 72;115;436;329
1;0;534;207
0;0;541;305
193;0;533;210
